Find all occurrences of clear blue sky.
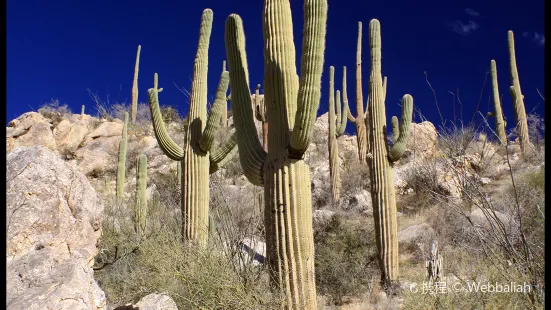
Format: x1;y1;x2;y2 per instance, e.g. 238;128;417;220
7;0;545;134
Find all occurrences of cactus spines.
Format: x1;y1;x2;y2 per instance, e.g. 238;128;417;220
328;66;348;201
490;60;507;144
367;19;413;285
344;22;368;163
507;30;530;153
225;0;327;306
136;153;148;236
147;9;237;247
116;112;129;201
130;45;141;124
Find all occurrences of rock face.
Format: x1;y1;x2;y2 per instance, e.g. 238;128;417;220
6;112;57;152
135;293;179;310
405;121;438;160
6;146;106;310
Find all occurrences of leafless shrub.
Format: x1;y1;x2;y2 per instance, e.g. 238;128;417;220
38;98;72;126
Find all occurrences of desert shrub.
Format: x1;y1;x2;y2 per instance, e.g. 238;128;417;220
436;123;478;158
38;98;71;126
314;215;378;305
160;105;182;124
340;150;371;198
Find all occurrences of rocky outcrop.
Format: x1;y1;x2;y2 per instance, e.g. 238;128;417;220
6;146;106;309
7;112;57;152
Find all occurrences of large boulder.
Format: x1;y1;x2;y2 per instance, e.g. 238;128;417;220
6;146;106;309
404;121;438;160
6;112;57;152
135;293;178;310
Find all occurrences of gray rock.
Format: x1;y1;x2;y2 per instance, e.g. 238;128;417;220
135;293;178;310
398;223;435;243
6;146;106;309
313;209;336;226
7;112;57;152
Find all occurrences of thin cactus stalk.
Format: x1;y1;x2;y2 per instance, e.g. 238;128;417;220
80;105;85;120
253;84;268;151
147;9;237;247
116;112;129;201
177;161;182;185
130;45;141;124
507;31;530;153
225;0;327;307
345;22;368;163
490;60;507;144
221;60;228;128
328;66;348;202
136;153;148;237
366;19;413;286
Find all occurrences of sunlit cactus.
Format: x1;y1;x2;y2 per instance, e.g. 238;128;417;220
328;66;348;201
116;112;129;201
366;19;413;286
130;45;141;124
224;0;327;307
135;153;148;237
147;9;237;247
507;30;530;153
489;59;507;144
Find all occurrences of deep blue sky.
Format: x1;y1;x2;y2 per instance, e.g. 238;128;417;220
7;0;545;134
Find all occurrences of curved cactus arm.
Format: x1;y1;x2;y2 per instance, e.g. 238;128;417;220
199;71;230;152
490;60;507;144
225;14;267;186
388;94;413;162
335;88;341;129
209;132;238;174
336;90;348;136
147;74;183;161
343;66;357;123
288;0;329;158
391;116;399;143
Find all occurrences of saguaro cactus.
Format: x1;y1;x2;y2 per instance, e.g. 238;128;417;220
136;153;148;236
221;60;228;128
366;19;413;286
507;31;530;153
224;0;327;307
253;84;268;151
80;105;85;120
489;60;507;144
116;112;129;201
328;66;348;201
130;45;141;124
345;22;368;164
147;9;237;247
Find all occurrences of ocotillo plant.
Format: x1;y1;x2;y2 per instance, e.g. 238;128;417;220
253;84;268;151
366;19;413;286
345;22;368;164
147;9;237;247
130;45;141;124
507;31;530;153
225;0;327;307
489;59;507;144
136;153;148;237
116;112;129;201
328;66;348;201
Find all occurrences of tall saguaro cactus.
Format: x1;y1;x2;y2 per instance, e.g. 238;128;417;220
345;22;368;163
116;112;129;201
489;60;507;144
366;19;413;286
224;0;327;307
130;45;141;124
507;30;530;153
136;153;148;236
328;66;348;201
147;9;237;246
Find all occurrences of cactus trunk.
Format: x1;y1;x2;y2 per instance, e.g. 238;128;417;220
507;31;530;153
354;22;368;163
116;112;129;201
366;19;413;286
328;66;348;202
490;60;507;144
225;0;327;306
80;105;85;120
130;45;141;124
136;153;148;237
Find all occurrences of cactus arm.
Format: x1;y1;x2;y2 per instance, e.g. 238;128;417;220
388;94;413;162
199;71;230;152
147;76;184;161
209;132;238;174
507;30;529;152
382;76;387;102
288;0;329;158
490;60;507;144
335;88;342;130
130;45;141;124
343;66;357;123
336;90;348;136
390;115;399;143
225;14;267;186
